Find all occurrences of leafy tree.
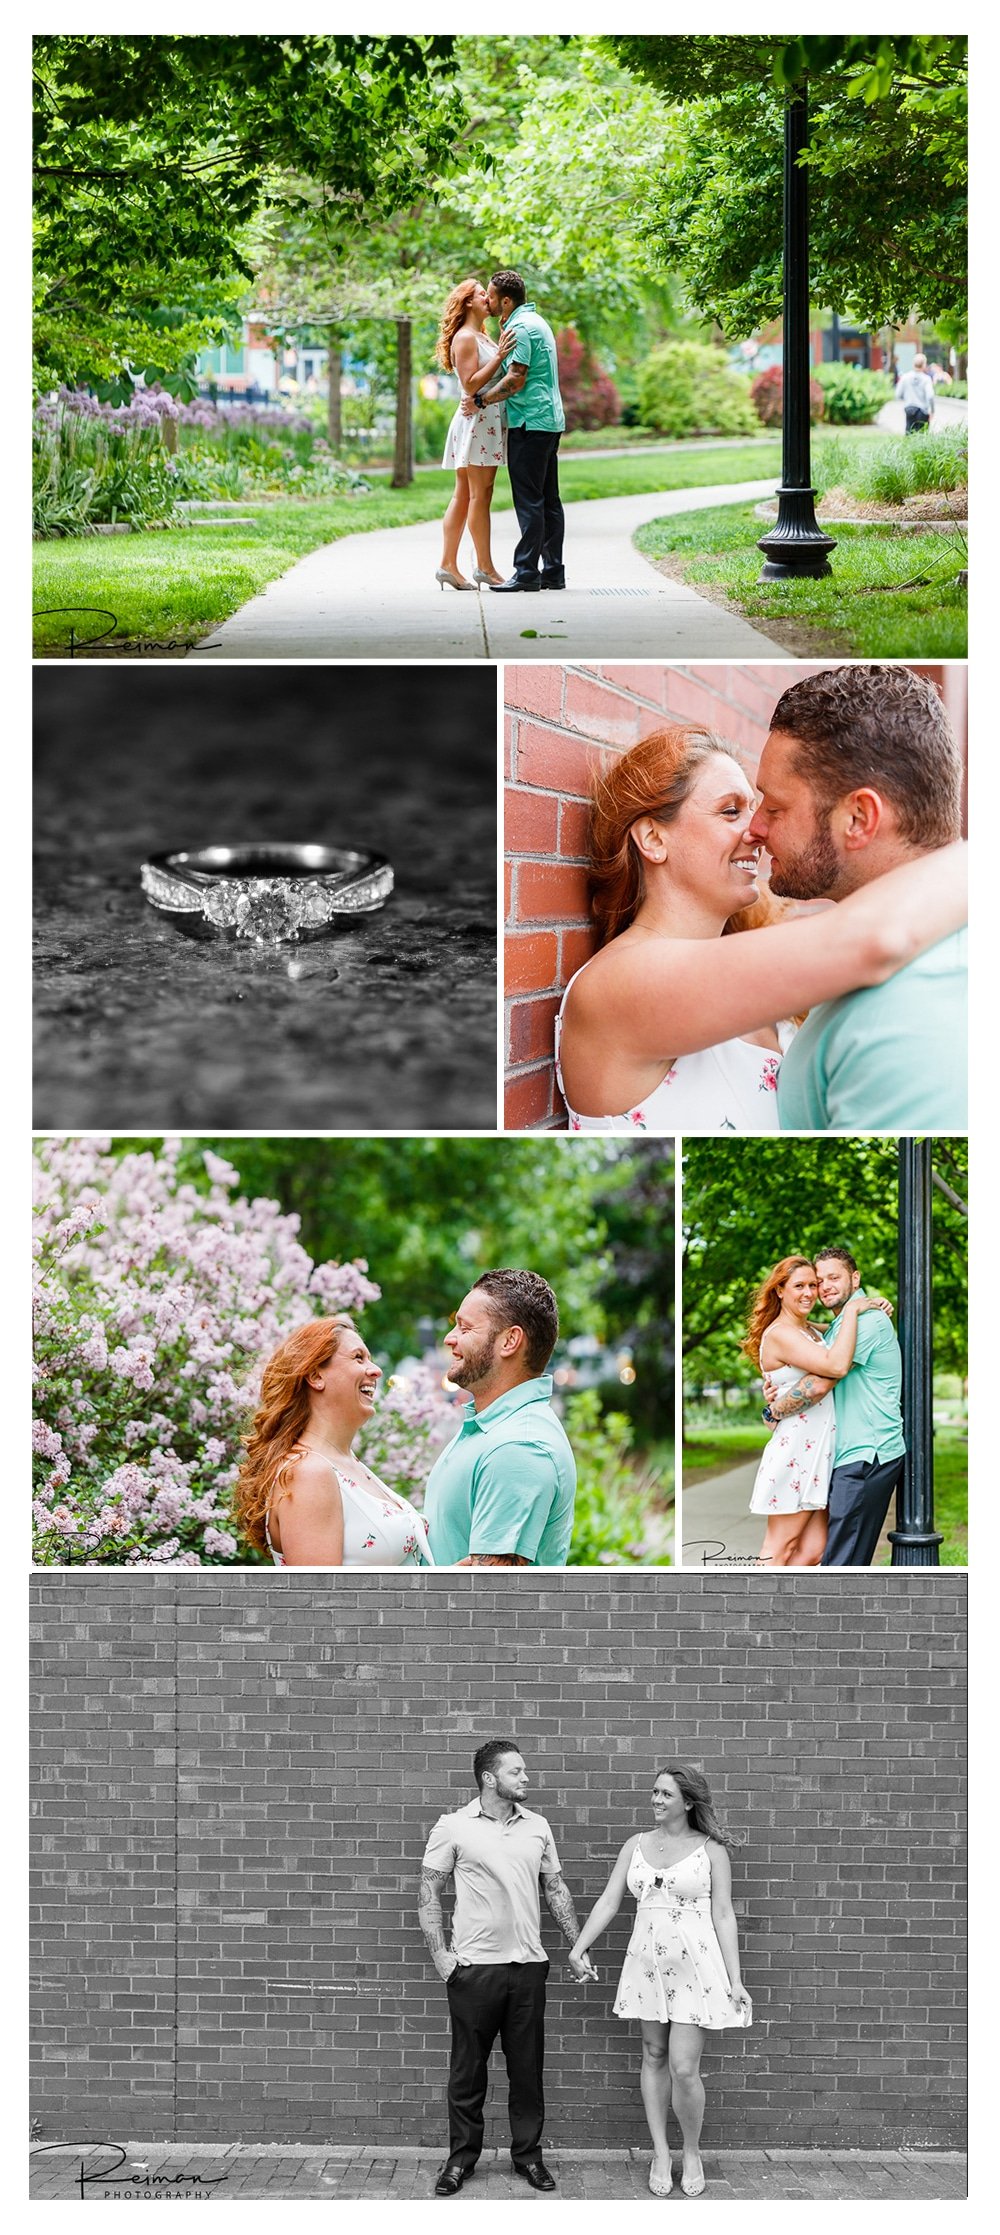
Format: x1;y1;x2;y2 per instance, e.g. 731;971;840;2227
33;34;465;395
591;1148;675;1435
681;1137;967;1389
608;35;967;334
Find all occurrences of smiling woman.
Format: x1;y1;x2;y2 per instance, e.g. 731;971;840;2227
233;1316;434;1567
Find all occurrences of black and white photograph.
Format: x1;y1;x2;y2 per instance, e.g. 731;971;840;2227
30;1571;966;2204
33;665;498;1132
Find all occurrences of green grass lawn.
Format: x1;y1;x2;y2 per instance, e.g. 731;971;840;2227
682;1424;770;1485
685;1421;967;1562
635;500;967;658
32;441;782;655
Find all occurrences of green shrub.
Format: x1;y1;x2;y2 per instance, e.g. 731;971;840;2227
813;363;894;425
814;427;967;506
948;379;968;399
564;1388;668;1565
413;394;456;463
636;343;759;439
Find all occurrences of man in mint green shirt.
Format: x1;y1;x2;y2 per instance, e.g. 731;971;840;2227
764;1247;905;1566
463;269;566;592
424;1269;576;1566
746;665;967;1131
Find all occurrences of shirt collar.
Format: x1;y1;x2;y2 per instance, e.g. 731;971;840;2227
461;1374;554;1434
469;1797;525;1820
828;1284;866;1331
505;302;535;324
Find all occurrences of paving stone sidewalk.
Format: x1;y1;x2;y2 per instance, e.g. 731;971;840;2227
29;2142;967;2203
189;481;790;662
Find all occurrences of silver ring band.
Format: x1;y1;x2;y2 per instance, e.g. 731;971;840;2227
140;844;393;946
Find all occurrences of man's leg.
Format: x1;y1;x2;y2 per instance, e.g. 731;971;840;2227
499;1961;548;2167
508;431;550;580
539;437;565;584
446;1965;504;2169
821;1457;903;1566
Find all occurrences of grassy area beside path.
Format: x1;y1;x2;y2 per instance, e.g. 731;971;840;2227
32;442;781;655
636;500;967;659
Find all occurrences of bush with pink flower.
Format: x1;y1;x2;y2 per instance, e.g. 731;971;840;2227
32;1138;454;1566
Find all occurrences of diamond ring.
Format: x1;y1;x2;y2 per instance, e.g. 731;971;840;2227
140;844;393;947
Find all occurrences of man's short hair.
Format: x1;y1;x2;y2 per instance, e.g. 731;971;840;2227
769;666;962;849
473;1738;519;1790
472;1268;559;1376
490;268;526;308
815;1245;859;1276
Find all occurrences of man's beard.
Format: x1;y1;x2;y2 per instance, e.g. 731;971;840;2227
447;1337;496;1389
767;820;843;901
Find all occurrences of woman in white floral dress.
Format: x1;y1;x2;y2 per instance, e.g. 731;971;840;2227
555;725;969;1134
568;1766;751;2199
435;279;514;590
233;1316;433;1567
743;1257;890;1568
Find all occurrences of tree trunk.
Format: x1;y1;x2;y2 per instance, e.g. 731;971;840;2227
391;317;413;487
326;335;342;453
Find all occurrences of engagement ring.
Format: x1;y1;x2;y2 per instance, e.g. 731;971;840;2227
140;844;394;948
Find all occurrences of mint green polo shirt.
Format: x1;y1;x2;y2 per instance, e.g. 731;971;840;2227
777;928;967;1131
823;1294;905;1467
424;1375;577;1565
504;305;566;433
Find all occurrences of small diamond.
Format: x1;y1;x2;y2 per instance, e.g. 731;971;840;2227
203;881;244;929
333;866;395;913
233;879;301;945
297;880;335;927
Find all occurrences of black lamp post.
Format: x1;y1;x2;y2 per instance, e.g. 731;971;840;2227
757;89;837;582
890;1138;942;1565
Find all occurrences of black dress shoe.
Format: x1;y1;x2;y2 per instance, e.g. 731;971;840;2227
489;574;540;592
513;2160;556;2191
434;2160;474;2197
539;575;566;590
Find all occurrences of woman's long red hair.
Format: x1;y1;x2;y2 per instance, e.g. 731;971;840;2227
436;278;481;371
742;1258;816;1370
232;1317;355;1553
588;725;792;949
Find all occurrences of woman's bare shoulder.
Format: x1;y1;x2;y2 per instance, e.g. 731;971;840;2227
280;1450;344;1506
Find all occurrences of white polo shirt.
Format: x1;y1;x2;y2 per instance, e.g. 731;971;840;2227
422;1798;561;1962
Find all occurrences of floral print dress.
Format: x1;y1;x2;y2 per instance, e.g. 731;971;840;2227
749;1363;836;1515
266;1464;434;1566
613;1841;751;2029
554;961;794;1135
442;333;508;469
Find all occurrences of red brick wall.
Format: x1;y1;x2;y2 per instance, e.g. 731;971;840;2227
31;1574;966;2149
503;661;963;1131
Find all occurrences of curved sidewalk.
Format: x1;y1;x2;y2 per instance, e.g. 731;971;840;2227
190;480;789;661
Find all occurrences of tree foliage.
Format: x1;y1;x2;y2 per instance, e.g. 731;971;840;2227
682;1137;967;1386
33;33;465;393
609;34;967;334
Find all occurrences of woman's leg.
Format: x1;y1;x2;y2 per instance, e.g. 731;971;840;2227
760;1514;811;1568
667;2021;706;2186
798;1509;828;1566
466;466;501;576
638;2020;672;2179
441;471;471;576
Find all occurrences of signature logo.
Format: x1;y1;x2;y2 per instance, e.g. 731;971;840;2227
685;1540;771;1568
31;2140;229;2199
33;608;209;657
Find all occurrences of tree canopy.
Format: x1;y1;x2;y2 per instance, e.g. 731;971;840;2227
609;34;967;333
33;33;465;394
682;1137;967;1386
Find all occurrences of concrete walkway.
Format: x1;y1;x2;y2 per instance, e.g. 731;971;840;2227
681;1458;893;1567
29;2142;967;2203
190;481;790;662
875;395;967;437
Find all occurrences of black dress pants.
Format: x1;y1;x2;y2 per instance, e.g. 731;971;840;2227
446;1960;548;2168
507;428;565;581
820;1452;905;1566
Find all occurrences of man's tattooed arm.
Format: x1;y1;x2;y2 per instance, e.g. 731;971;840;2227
542;1872;583;1947
768;1372;832;1421
418;1867;457;1980
456;1553;530;1568
479;362;529;408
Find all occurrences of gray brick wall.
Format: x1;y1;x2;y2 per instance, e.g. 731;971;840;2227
31;1574;966;2148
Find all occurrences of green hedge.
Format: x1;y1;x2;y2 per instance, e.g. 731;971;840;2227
814;363;894;425
636;343;759;439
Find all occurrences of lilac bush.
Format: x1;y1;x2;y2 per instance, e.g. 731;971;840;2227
32;1139;455;1567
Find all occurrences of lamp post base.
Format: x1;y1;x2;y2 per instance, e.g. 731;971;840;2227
888;1528;943;1568
757;487;837;581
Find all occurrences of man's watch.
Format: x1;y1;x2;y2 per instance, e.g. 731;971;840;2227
762;1405;776;1425
475;391;487;408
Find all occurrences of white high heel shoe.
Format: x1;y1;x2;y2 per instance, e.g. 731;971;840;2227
680;2157;706;2198
649;2161;674;2198
472;567;503;586
435;567;472;591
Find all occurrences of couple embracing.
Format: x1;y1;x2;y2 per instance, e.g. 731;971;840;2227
744;1245;904;1568
436;268;565;594
232;1270;576;1569
420;1743;750;2202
